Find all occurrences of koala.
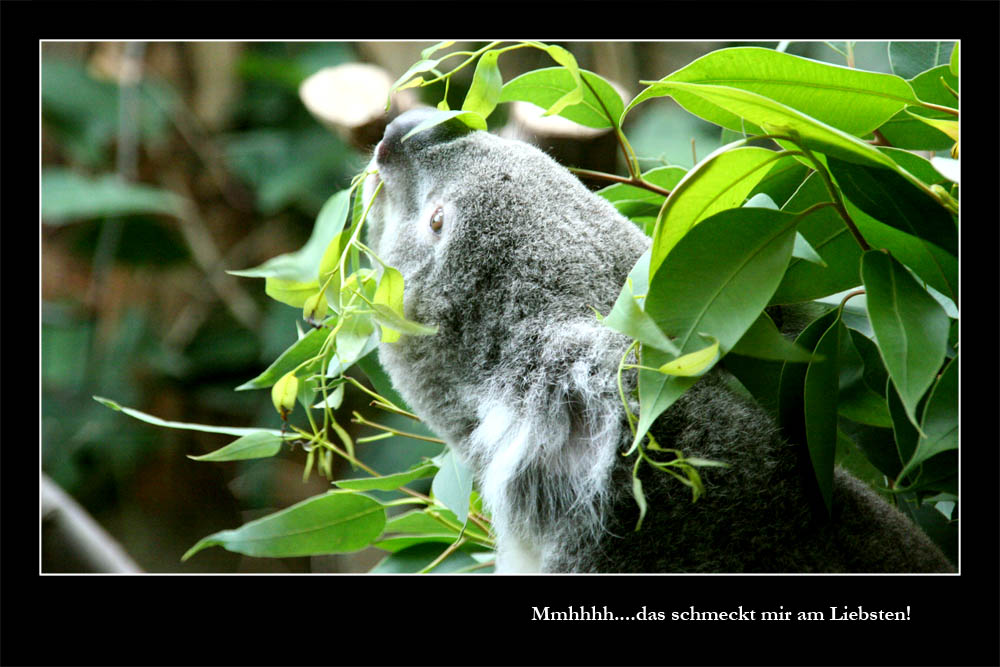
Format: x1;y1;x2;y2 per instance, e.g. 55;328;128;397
363;107;954;574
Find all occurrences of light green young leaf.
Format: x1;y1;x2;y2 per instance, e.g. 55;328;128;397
656;337;719;376
230;189;350;282
236;325;329;391
265;277;320;308
94;396;282;437
500;68;624;129
401;108;487;139
523;42;584;117
627;47;918;137
182;492;386;560
949;43;959;76
650;144;788;273
861;250;949;430
188;432;286;462
462;50;503;119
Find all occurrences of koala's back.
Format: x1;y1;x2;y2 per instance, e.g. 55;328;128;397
546;372;954;573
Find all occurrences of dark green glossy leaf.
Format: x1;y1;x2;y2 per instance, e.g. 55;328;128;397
861;251;949;428
828;157;957;257
770;173;864;305
777;307;839;448
369;542;484;573
898;355;957;482
729;311;815;362
803;314;844;515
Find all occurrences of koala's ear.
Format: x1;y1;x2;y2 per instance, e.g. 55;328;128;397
471;320;627;522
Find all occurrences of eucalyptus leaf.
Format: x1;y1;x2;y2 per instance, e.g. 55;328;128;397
462;50;503;119
650;145;789;273
335;463;439;491
230;189;350;282
236;325;329;391
861;251;949;430
730;312;816;362
500;68;624;129
888;42;955;80
629;47;918;137
803;315;844;515
94;396;282;437
188;432;286;462
634;207;801;448
431;449;474;524
897;356;957;481
182;492;386;560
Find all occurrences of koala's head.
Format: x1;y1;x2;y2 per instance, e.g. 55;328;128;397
363;108;649;459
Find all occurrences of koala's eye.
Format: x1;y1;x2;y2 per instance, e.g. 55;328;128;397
429;206;444;234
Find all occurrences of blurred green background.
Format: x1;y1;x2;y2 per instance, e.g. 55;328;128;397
40;40;895;573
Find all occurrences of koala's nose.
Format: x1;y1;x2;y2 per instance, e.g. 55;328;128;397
377;108;473;163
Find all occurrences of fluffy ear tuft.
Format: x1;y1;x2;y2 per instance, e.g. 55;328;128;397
467;320;629;548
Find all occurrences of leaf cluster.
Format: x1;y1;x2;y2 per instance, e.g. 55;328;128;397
99;41;958;570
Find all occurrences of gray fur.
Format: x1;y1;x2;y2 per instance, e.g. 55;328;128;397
363;108;954;573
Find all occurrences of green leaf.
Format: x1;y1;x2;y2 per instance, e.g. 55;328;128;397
770;173;864;305
230;189;350;283
633;207;801;448
897;355;957;481
803;314;844;516
431;450;474;525
656;338;719;376
41;168;184;225
371;304;439;340
188;432;285;462
94;396;282;437
730;312;815;362
500;68;624;129
635;81;904;174
523;42;584;117
776;307;840;448
599;251;680;355
829;157;957;258
182;492;386;560
888;42;956;80
861;251;949;430
401;108;487;139
462;50;503;119
334;312;376;367
264;277;320;308
236;325;329;391
335;463;439;491
650;145;789;274
370;542;482;574
843;190;957;304
629;47;918;137
949;43;958;76
836;330;892;428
